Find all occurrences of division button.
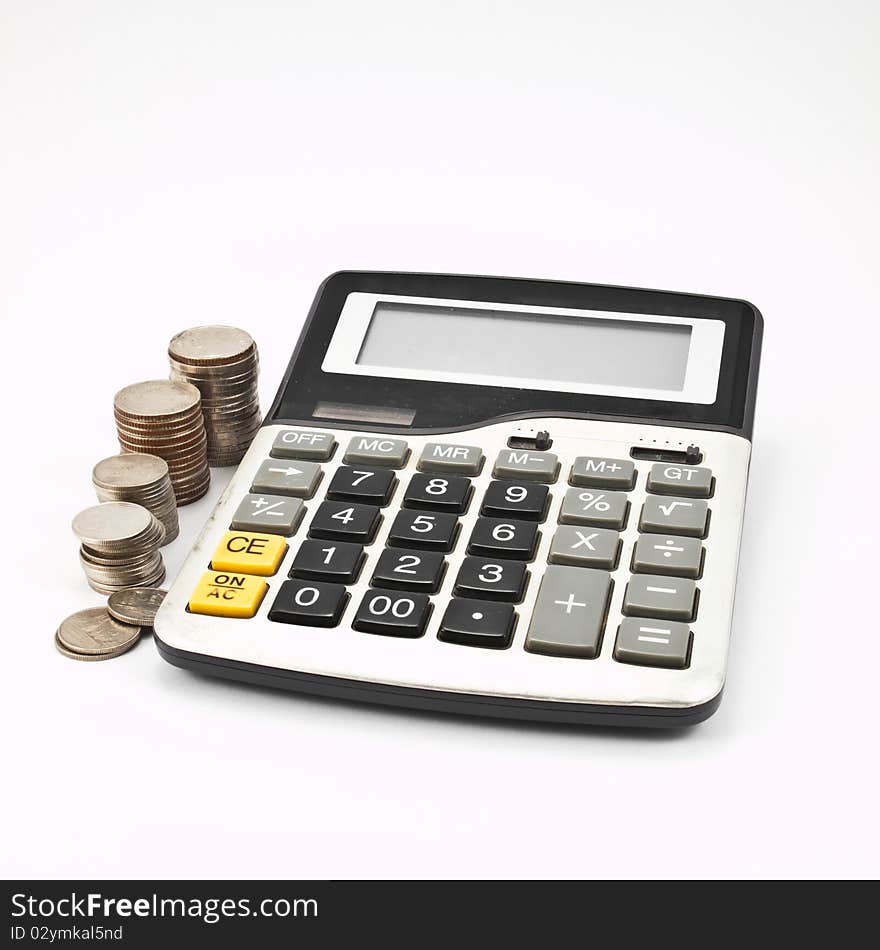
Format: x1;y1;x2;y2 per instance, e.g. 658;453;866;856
270;429;337;461
403;472;472;514
548;526;620;570
210;531;288;576
353;589;431;638
524;565;612;659
308;501;381;544
326;465;397;506
251;458;322;498
570;456;636;490
230;493;305;536
647;463;713;498
289;539;365;584
188;571;268;618
493;449;559;483
613;618;692;669
371;548;446;593
387;509;460;552
622;575;697;622
639;496;709;538
632;534;703;578
453;556;527;602
343;436;410;468
438;599;516;649
417;443;484;475
558;487;628;530
480;480;548;521
268;579;349;627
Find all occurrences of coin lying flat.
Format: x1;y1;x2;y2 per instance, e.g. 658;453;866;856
113;379;201;419
169;325;255;365
56;607;142;658
72;502;154;547
54;631;138;662
107;588;167;626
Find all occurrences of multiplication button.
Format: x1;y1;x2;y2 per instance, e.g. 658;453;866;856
548;526;620;570
270;429;337;461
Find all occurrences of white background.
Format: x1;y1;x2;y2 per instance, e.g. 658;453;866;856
1;0;878;879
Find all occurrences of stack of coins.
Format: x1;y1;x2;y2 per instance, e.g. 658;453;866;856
92;453;179;545
72;502;166;594
113;379;210;505
168;326;261;466
55;607;144;661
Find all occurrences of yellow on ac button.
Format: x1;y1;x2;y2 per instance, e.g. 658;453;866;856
210;531;288;576
188;571;268;618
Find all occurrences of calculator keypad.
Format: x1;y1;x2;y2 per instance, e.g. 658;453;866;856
187;426;722;679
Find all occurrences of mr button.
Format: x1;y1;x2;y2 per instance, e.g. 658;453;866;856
188;572;268;618
210;531;288;576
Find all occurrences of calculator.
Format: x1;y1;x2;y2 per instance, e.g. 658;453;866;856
154;272;763;727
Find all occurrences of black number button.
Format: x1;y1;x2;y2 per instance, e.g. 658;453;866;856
308;500;381;543
481;480;548;521
268;579;349;627
467;517;538;560
289;539;364;584
403;473;472;514
387;509;459;552
453;556;527;602
438;598;516;649
326;466;396;506
371;548;446;593
353;589;432;638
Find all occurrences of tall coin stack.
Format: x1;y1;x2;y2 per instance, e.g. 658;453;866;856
72;502;166;594
92;453;179;545
113;379;210;505
168;326;261;466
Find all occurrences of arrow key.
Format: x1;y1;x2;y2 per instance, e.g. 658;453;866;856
251;458;323;498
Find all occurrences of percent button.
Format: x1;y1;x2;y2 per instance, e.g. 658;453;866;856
559;487;629;530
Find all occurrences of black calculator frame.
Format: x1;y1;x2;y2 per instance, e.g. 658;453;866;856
156;271;763;728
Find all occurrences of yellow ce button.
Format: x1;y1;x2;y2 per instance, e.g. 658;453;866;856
210;531;288;576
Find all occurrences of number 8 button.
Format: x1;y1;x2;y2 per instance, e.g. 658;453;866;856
403;473;472;514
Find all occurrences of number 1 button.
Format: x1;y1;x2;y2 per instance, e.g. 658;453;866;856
268;580;349;627
353;590;431;638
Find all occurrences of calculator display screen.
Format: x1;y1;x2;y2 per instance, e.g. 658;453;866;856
357;302;693;392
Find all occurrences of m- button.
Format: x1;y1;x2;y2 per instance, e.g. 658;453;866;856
210;531;288;576
493;449;559;483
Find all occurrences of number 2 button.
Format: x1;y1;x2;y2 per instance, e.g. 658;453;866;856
371;549;446;593
467;517;538;560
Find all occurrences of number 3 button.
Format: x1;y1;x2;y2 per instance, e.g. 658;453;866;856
454;556;527;602
353;589;432;638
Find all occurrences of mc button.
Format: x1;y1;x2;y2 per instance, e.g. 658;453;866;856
210;531;288;576
188;571;268;618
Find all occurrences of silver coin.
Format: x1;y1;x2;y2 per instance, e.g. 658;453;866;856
114;379;201;420
56;607;143;655
168;326;255;366
107;588;167;626
92;453;169;490
54;631;139;662
72;502;153;546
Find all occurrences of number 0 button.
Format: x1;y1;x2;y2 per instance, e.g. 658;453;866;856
268;580;349;627
353;590;431;638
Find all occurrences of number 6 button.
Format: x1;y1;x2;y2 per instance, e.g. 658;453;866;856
467;517;538;560
353;590;431;638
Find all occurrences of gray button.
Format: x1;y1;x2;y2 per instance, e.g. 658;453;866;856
623;574;697;621
570;456;635;490
524;566;612;659
493;449;559;483
632;534;703;578
548;526;620;570
559;487;628;529
614;618;692;669
270;429;336;461
647;463;713;498
640;496;709;538
344;436;410;468
417;442;484;475
231;493;305;536
251;458;322;498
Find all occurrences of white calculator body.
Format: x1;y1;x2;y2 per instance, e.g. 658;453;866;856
154;272;763;727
